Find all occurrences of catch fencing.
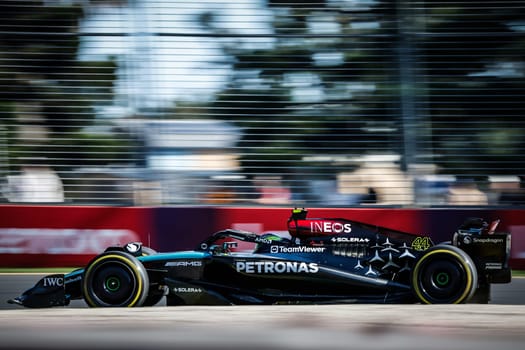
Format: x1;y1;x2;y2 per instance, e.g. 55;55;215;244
0;1;524;207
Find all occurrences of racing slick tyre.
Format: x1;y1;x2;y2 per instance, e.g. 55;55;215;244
140;246;165;307
141;246;157;256
411;245;478;304
83;251;149;307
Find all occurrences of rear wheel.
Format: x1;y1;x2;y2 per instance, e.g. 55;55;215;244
411;245;478;304
83;251;149;307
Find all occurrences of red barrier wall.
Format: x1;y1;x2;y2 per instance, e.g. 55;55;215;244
212;207;525;268
213;207;425;235
0;205;153;267
1;205;524;268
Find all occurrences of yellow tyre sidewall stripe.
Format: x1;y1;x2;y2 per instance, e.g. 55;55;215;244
83;254;144;307
412;249;473;304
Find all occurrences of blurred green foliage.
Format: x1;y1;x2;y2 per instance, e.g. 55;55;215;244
0;0;120;173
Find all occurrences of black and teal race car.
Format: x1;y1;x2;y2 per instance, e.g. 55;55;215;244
9;208;512;307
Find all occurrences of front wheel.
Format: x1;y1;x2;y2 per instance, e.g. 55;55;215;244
83;251;149;307
140;246;165;307
411;245;478;304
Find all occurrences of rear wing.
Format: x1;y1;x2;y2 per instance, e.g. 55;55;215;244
453;217;511;284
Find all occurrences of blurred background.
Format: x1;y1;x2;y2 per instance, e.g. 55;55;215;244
0;0;524;207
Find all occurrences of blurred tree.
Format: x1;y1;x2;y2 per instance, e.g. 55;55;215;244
209;0;525;183
211;0;401;180
0;0;121;172
420;0;525;176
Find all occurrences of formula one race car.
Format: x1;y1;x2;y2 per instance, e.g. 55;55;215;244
9;208;511;307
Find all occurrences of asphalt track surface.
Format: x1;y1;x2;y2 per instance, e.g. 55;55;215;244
1;274;525;350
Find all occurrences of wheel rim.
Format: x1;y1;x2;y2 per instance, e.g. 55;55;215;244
416;255;470;303
105;276;121;292
89;261;137;306
434;272;450;287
